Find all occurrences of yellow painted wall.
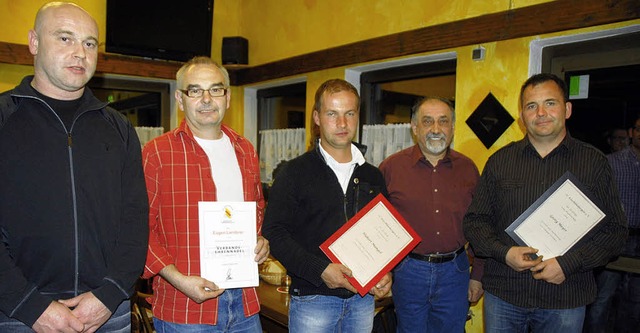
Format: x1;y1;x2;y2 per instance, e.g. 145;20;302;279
0;0;105;93
225;86;245;130
0;64;32;93
381;75;456;101
237;0;553;66
455;39;532;169
0;1;106;45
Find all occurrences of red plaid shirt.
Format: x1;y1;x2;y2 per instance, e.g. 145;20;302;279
142;120;264;325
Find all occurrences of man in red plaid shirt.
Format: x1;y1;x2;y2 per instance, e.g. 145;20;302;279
141;57;269;332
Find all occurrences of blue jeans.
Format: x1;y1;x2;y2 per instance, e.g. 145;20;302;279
96;300;132;333
484;292;585;333
583;268;622;333
288;293;374;333
0;299;131;333
153;289;261;333
392;252;470;333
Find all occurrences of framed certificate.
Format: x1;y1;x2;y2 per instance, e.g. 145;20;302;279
198;201;259;289
320;194;421;296
505;171;606;260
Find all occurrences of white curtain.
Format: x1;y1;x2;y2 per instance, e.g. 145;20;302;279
135;126;164;147
259;128;306;183
361;123;414;166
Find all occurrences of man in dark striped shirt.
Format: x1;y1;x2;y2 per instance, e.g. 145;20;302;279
463;73;628;333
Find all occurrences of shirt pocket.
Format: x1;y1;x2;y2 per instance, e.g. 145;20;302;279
496;179;525;209
497;179;524;190
354;182;384;211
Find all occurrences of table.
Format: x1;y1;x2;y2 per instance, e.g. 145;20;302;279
256;280;289;333
606;256;640;274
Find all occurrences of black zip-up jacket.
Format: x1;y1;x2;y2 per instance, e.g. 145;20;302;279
263;143;388;298
0;76;149;327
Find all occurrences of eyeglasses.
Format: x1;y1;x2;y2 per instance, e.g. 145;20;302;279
179;87;227;98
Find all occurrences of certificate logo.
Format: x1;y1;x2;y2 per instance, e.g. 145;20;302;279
223;205;233;222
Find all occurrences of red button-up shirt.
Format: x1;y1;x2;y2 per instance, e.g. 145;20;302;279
142;120;265;324
380;145;484;280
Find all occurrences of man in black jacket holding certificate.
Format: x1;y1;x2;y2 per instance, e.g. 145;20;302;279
263;79;391;333
463;73;627;333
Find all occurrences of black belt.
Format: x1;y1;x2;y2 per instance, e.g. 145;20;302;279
408;247;465;264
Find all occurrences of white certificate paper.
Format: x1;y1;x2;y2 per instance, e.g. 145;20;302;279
198;201;258;289
320;195;420;296
506;172;606;260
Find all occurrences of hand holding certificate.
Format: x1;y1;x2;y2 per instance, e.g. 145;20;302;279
198;201;259;289
505;172;606;260
320;194;421;296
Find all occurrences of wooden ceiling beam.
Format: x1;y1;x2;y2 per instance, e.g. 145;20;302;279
0;42;181;80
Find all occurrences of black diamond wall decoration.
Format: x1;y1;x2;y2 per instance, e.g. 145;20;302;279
465;92;514;149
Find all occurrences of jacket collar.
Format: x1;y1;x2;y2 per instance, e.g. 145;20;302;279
313;138;368;163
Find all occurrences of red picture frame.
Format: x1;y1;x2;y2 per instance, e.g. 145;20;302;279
320;194;421;296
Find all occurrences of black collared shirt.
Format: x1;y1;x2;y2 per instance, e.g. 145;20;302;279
463;134;628;309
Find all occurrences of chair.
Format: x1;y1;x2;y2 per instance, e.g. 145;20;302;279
131;278;154;333
372;297;396;333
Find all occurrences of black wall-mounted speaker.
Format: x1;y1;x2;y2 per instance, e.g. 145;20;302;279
222;37;248;65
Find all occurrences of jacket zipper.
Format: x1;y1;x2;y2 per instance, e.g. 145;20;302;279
343;194;348;222
21;95;98;297
344;165;361;220
66;131;80;296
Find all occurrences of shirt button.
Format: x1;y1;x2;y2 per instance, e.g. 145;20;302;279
434;188;438;192
436;231;440;235
435;209;439;213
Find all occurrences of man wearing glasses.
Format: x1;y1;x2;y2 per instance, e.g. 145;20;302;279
605;127;629;154
379;97;484;332
141;57;269;332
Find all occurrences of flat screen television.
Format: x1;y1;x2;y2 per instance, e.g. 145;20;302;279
106;0;213;62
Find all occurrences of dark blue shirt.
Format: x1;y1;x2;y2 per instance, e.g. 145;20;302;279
608;146;640;256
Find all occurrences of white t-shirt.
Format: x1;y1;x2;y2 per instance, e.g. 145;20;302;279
318;140;366;194
195;133;244;201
